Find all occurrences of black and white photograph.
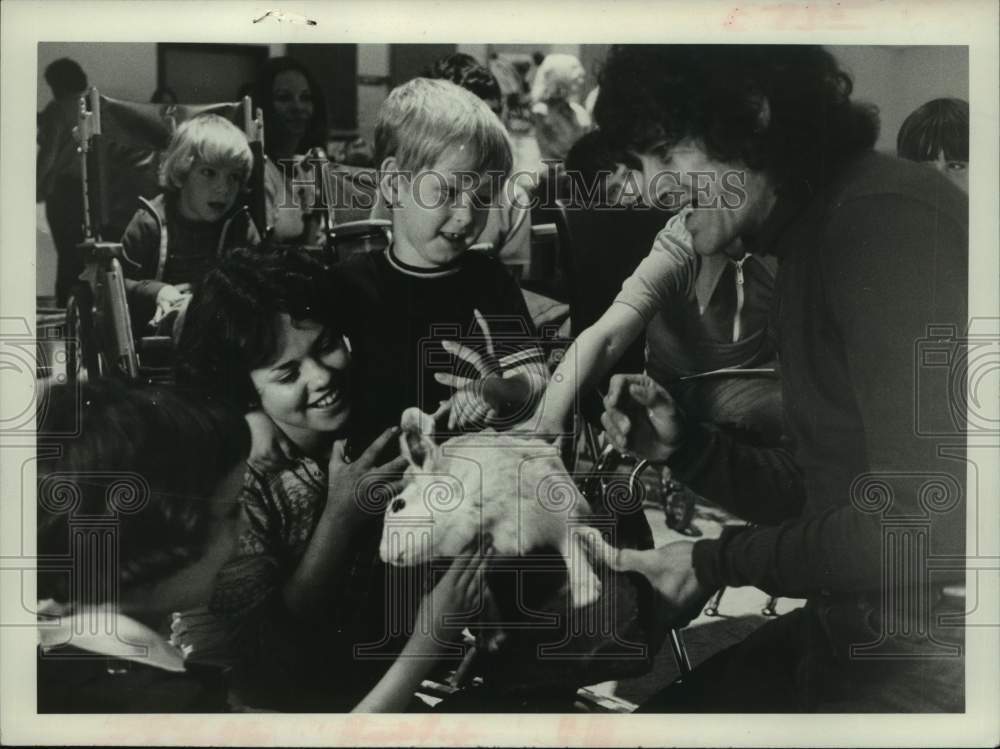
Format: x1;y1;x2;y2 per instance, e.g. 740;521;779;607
1;0;998;746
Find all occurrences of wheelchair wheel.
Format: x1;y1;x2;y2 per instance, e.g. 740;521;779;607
64;290;102;383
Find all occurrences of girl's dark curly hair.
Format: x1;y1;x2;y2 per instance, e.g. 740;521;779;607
36;380;249;605
593;45;880;192
174;247;346;410
253;56;328;160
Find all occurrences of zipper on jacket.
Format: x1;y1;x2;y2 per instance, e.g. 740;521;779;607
732;255;749;342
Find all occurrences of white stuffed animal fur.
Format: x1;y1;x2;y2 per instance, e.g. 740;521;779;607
379;408;614;608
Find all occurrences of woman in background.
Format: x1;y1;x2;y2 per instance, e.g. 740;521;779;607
253;57;329;242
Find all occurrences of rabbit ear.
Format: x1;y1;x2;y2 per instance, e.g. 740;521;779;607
400;407;438;469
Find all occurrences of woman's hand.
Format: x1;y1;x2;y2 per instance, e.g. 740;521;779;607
245;410;296;473
326;427;409;521
601;373;685;462
415;542;492;648
351;542;492;713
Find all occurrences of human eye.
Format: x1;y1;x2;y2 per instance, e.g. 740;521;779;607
316;330;335;351
319;330;346;356
200;166;216;179
946;161;967;172
272;364;298;384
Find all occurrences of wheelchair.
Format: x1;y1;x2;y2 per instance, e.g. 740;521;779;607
63;87;266;384
287;150;391;265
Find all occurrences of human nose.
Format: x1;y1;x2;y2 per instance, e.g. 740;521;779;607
301;356;333;389
211;175;229;196
448;195;475;229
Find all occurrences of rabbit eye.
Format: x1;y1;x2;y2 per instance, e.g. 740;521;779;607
391;498;406;513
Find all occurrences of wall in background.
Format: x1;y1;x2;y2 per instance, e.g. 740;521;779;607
38;42;158;110
356;44;391;147
159;44;269;103
830;45;968;153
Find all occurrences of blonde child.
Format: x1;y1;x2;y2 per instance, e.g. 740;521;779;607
339;78;548;449
120;113;259;330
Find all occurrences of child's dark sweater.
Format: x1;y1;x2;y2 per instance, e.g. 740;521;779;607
120;193;259;324
338;246;546;450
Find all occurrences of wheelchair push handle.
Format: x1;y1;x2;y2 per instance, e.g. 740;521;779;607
76;238;143;271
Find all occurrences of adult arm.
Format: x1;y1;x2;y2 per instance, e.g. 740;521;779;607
533;212;696;434
688;194;968;596
602;375;806;527
352;546;488;712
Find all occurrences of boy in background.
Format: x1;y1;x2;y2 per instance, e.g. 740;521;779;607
897;97;969;194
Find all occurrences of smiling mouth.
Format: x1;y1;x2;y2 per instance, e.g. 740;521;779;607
309;390;341;409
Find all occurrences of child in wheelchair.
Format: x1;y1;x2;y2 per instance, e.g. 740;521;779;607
120;113;260;337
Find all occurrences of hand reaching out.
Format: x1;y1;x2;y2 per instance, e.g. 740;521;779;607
583;536;713;629
326;426;409;521
351;541;493;713
601;373;685;462
415;541;492;647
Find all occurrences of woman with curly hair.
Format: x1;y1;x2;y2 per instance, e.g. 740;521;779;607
574;44;966;712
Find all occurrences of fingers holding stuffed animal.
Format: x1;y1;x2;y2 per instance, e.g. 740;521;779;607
420;543;493;643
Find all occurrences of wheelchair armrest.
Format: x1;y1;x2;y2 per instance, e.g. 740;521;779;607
76;239;142;270
138;335;173;353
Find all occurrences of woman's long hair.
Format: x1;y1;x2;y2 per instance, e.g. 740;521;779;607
253;56;328;161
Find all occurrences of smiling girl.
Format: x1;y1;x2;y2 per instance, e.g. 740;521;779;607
175;247;429;710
